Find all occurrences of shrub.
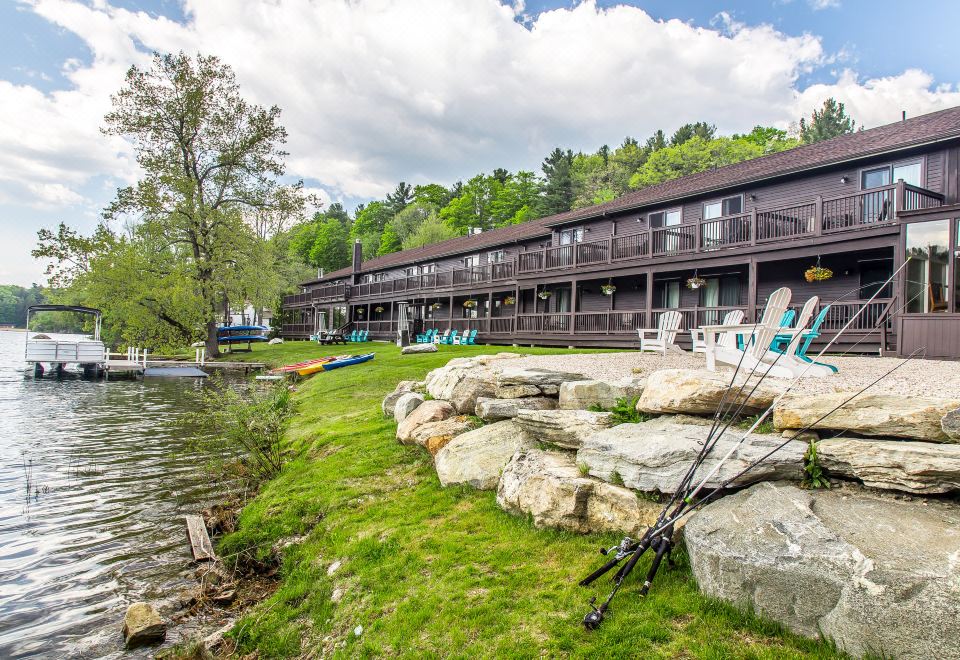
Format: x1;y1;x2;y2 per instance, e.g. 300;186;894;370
589;396;649;425
802;440;830;489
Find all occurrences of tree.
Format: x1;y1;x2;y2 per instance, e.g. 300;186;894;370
413;183;452;209
799;98;856;144
645;129;668;152
323;202;351;225
402;211;458;249
98;52;304;356
540;148;575;215
490;171;542;226
351;200;392;237
440;174;501;233
307;218;350;272
670;122;716;146
630;135;765;189
377;222;402;256
386;181;414;214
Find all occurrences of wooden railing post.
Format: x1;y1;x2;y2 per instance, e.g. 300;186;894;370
814;196;823;236
750;209;758;245
895;179;906;215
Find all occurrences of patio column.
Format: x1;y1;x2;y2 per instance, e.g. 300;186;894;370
448;294;454;331
487;291;493;334
570;279;577;335
747;258;758;322
645;270;654;328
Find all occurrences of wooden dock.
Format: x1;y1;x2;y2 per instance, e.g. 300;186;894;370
104;359;145;377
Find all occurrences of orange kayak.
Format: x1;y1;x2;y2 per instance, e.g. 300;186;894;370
270;356;337;374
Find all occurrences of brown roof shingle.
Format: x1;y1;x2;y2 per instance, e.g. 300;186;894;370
306;105;960;285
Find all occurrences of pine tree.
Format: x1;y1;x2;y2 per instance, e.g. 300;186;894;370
799;98;856;144
386;182;413;214
540;148;575;215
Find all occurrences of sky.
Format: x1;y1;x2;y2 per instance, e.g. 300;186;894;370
2;0;960;286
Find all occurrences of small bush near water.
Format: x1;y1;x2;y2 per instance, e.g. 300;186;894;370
589;396;649;425
182;377;297;488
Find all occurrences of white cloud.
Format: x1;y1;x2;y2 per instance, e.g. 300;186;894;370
808;0;841;9
1;0;959;216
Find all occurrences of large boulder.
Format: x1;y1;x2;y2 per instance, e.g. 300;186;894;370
408;417;480;455
475;396;557;422
942;407;960;440
434;421;533;490
497;449;661;535
396;400;455;443
393;392;424;423
494;367;588;399
401;343;437;354
774;393;960;442
637;369;782;416
122;602;166;648
514;409;615;450
381;380;417;417
425;365;497;414
817;437;960;494
577;417;804;493
559;378;646;410
684;481;960;659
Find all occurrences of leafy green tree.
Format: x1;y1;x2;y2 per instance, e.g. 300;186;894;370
402;211;458;249
323;202;351;225
351;200;392;238
377;222;402;256
490;171;542;226
440;174;502;233
799;98;856;144
37;53;305;356
630;136;766;189
645;129;668;152
413;183;452;209
540;148;575;215
307;218;350;272
390;202;437;243
733;126;800;153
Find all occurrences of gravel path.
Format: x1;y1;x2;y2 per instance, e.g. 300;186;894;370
509;351;960;397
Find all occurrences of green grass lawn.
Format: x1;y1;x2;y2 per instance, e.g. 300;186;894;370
218;341;842;659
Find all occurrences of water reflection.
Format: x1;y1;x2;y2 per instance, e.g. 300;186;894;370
0;331;228;658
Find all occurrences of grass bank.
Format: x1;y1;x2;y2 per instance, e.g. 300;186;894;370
219;342;841;658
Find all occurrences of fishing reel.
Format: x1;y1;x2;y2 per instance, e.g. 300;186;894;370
599;536;633;560
582;596;605;630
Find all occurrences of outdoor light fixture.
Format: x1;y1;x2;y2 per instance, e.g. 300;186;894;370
749;194;757;201
840;175;850;184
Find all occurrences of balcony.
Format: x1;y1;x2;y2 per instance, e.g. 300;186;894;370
516;181;943;274
349;262;515;300
282;283;349;306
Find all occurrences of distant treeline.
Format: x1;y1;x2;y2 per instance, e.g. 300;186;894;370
288;99;857;275
0;285;45;328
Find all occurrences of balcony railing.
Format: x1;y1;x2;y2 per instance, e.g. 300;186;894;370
299;181;943;303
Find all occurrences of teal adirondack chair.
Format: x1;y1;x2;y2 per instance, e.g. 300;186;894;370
784;305;838;372
439;329;459;345
456;329;477;345
345;330;358;342
416;328;436;344
358;330;369;342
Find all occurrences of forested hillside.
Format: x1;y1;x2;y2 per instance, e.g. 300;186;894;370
291;123;800;274
0;285;45;327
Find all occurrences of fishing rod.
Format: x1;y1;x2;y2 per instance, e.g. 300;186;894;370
578;260;913;628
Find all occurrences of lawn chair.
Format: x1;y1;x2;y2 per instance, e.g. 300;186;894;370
439;329;459;345
703;287;799;378
690;310;744;354
416;328;436;344
773;304;838;374
434;329;451;344
455;329;477;345
345;330;358;342
358;330;369;342
636;310;683;355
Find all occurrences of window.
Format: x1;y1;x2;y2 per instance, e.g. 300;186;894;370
403;267;416;277
420;264;436;274
463;254;480;268
559;227;585;245
488;250;505;263
862;160;923;189
703;195;743;220
648;208;682;228
698;276;741;308
905;220;950;313
859;259;893;300
656;281;680;308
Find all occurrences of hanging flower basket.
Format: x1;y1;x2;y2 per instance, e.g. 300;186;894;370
374;306;385;313
430;302;443;310
804;265;833;283
537;291;552;300
686;276;707;290
463;299;478;309
503;296;516;306
356;308;364;316
600;284;617;296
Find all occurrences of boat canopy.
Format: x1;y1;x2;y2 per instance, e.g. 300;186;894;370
27;305;102;316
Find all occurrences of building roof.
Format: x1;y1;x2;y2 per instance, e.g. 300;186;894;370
305;105;960;285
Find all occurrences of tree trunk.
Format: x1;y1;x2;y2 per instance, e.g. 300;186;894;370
205;319;221;358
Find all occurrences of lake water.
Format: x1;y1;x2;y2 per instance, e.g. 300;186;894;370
0;331;226;658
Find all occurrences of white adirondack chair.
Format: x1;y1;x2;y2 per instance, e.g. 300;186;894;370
703;287;798;378
690;309;744;354
764;296;834;378
637;310;683;355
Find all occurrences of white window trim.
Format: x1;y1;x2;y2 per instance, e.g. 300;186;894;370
648;207;683;227
702;194;744;220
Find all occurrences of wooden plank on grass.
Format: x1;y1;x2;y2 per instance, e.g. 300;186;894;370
185;514;216;561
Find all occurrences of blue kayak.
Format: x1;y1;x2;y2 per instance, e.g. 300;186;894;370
321;353;375;371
